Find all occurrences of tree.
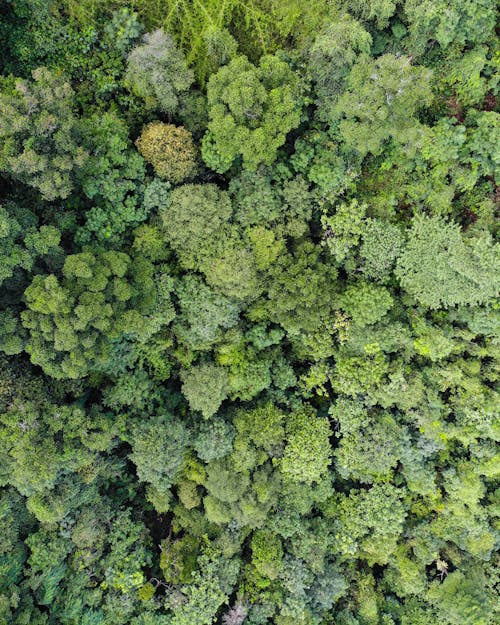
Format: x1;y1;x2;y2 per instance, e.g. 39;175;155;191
233;402;286;461
321;199;366;265
256;241;338;360
291;129;361;199
125;29;193;113
0;397;102;499
181;362;230;418
128;413;188;511
171;547;239;625
466;111;500;181
202;54;303;172
280;408;332;485
0;67;88;200
395;214;500;308
339;281;393;327
360;219;404;282
198;231;262;301
331;54;433;157
136;122;198;183
0;204;35;286
404;0;497;54
329;484;407;564
347;0;398;28
193;418;235;462
330;400;407;483
222;603;247;625
202;458;281;529
308;13;372;121
160;533;199;585
76;111;147;242
427;569;495;625
160;183;232;270
436;46;490;109
174;275;240;350
230;170;313;238
21;250;163;378
383;547;427;597
251;530;283;580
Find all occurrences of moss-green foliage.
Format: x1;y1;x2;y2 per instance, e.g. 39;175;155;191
180;362;230;418
21;250;171;378
308;12;372;122
1;1;499;625
136;122;198;183
404;0;497;54
77;111;147;242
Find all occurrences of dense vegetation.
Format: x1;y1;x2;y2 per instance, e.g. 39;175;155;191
0;1;499;624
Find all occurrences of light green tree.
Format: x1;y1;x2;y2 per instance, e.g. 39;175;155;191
331;54;432;157
395;215;500;308
280;408;332;485
202;54;303;172
181;362;230;418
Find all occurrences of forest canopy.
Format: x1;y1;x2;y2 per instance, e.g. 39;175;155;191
0;1;499;625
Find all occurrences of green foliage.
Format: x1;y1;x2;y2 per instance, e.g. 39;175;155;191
136;122;198;183
0;67;88;200
160;183;232;269
347;0;397;28
87;0;334;83
251;530;283;580
125;29;193;113
174;275;240;351
0;204;35;286
339;281;393;327
330;400;407;483
331;53;433;156
2;3;499;624
427;570;496;625
171;547;239;625
193;418;235;462
233;402;285;461
230;170;313;238
435;46;490;108
160;534;199;584
404;0;497;53
331;483;407;563
21;250;165;378
0;397;116;499
467;111;500;180
129;414;188;508
308;13;372;122
202;54;303;172
254;241;338;359
321;199;366;264
360;219;404;281
395;214;500;308
77;111;147;241
181;363;230;418
280;409;332;485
